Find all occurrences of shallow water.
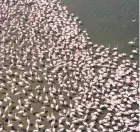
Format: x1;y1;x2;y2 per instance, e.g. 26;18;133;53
62;0;139;60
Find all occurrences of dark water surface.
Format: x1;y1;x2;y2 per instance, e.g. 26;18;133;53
62;0;139;59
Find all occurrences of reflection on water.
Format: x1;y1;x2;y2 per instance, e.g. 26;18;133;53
62;0;139;59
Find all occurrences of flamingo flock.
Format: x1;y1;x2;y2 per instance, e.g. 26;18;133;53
0;0;139;132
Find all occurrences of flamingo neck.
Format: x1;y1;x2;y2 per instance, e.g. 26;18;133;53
134;38;137;43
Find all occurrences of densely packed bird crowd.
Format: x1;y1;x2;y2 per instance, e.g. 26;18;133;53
0;0;139;132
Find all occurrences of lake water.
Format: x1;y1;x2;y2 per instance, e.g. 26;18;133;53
62;0;139;60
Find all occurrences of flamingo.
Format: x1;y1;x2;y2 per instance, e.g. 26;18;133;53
128;37;137;45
